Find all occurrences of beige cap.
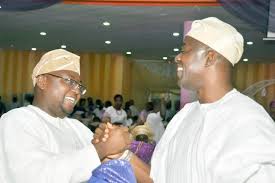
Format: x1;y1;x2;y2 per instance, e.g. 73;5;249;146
32;49;80;86
186;17;244;66
130;124;154;142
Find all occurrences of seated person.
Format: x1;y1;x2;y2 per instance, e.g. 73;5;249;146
88;159;136;183
88;116;101;132
129;125;156;164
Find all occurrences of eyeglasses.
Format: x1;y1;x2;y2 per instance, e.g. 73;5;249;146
43;73;87;95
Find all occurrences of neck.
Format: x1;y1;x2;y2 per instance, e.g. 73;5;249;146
197;82;233;104
32;98;64;118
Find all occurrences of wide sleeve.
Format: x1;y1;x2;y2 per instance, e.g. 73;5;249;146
0;110;100;183
213;114;275;183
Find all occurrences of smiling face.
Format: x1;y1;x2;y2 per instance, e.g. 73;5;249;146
175;36;208;90
37;70;82;118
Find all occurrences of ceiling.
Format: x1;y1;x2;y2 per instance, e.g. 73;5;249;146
0;3;274;63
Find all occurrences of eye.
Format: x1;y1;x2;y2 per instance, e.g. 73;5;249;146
69;79;77;86
63;78;71;84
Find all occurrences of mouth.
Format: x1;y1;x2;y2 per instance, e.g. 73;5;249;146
64;96;77;105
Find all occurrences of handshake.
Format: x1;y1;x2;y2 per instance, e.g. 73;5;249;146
92;123;132;162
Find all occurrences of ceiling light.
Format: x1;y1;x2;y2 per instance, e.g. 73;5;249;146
61;45;66;49
173;48;179;52
40;32;46;36
163;57;168;60
105;41;111;44
31;48;37;51
126;51;132;55
103;21;111;26
0;6;2;9
246;41;253;45
243;58;248;62
173;32;180;37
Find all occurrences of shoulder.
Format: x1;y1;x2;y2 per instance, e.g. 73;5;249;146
221;90;272;122
105;106;114;112
0;106;38;125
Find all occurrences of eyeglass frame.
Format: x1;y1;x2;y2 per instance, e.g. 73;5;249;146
36;73;87;95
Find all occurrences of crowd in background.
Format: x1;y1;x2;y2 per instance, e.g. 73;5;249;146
0;93;182;132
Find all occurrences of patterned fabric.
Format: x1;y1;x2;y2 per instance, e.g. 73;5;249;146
130;140;155;164
89;160;136;183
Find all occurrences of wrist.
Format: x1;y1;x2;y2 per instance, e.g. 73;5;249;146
93;144;107;161
119;150;133;161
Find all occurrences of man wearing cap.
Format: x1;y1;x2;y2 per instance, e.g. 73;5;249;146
0;49;136;183
94;17;275;183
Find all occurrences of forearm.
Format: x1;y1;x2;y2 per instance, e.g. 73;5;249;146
5;146;100;183
129;154;153;183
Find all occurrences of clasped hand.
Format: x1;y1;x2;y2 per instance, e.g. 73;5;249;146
92;123;131;161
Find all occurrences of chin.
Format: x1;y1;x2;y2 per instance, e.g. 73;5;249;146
62;107;74;116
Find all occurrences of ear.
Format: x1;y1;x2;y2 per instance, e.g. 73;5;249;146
36;75;48;90
205;50;217;67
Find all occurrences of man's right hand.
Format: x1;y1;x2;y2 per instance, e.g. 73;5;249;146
92;122;112;144
93;124;131;160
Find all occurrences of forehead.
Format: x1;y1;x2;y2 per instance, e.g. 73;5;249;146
115;97;123;101
183;36;201;47
50;70;80;80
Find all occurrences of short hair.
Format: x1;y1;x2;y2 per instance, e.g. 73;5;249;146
114;94;123;101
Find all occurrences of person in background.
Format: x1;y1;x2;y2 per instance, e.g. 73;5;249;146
74;98;87;114
87;97;95;113
103;100;112;111
124;108;134;127
102;94;127;125
129;99;139;119
129;125;156;165
145;100;165;143
88;116;101;133
137;102;153;125
93;99;104;120
9;95;20;110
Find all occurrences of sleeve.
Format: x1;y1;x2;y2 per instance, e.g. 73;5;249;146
213;115;275;183
1;111;101;183
246;165;275;183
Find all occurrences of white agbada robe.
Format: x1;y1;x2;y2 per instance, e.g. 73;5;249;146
150;89;275;183
0;105;100;183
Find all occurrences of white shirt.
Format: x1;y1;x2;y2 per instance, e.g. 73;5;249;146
151;89;275;183
0;105;100;183
103;106;127;124
146;112;165;143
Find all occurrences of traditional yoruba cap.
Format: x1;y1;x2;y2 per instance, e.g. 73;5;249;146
130;125;154;142
31;49;80;86
186;17;244;66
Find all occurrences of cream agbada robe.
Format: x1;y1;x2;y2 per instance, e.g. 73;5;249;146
150;89;275;183
0;105;100;183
